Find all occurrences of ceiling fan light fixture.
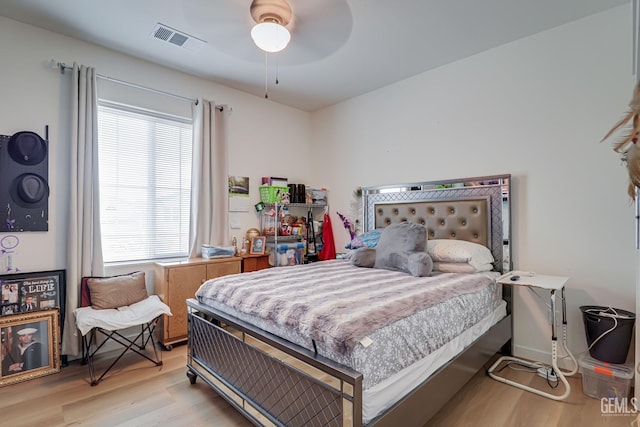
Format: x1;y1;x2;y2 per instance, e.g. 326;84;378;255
250;0;292;53
251;21;291;53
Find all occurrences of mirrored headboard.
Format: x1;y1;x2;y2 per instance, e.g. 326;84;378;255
361;174;511;273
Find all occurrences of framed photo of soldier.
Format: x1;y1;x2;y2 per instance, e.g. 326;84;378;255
0;309;60;386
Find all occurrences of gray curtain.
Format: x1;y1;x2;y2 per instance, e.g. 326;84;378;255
189;100;230;256
63;63;104;356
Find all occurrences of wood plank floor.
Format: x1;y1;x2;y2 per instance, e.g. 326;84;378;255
0;344;636;427
428;356;637;427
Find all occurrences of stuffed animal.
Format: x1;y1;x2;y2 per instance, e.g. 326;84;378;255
350;222;433;277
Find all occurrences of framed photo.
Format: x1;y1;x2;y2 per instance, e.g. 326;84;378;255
0;309;60;386
250;236;266;255
0;270;65;318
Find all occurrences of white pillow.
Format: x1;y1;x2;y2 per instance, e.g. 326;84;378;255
427;239;494;271
433;261;490;273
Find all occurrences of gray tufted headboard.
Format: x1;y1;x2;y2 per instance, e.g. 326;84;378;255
373;198;491;247
362;175;510;273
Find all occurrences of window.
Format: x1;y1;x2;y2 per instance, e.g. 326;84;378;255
97;102;193;263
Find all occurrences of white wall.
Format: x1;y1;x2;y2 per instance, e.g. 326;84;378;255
0;16;310;285
310;5;636;364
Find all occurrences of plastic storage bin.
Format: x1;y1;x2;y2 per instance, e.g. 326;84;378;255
201;245;235;259
310;188;328;205
268;242;305;266
579;355;634;399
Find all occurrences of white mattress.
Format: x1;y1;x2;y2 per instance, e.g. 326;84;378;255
363;300;507;423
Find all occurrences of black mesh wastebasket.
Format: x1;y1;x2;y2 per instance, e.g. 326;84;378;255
580;306;635;364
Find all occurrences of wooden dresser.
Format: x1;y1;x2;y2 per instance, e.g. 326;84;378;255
240;253;270;272
153;257;241;349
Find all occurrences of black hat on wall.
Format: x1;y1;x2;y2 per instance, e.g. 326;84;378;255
0;129;49;231
10;173;49;207
8;131;47;165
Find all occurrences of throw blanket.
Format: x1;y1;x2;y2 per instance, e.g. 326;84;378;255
196;260;496;356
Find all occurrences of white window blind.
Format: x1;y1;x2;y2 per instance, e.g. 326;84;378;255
97;103;193;263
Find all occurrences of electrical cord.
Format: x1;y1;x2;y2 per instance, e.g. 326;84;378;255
583;306;620;352
520;288;572;389
492;360;538;374
543;368;559;389
491;360;559;389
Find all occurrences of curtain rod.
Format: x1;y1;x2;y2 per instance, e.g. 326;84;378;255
98;73;199;106
53;61;227;110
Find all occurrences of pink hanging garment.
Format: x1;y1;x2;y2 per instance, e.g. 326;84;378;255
319;211;337;261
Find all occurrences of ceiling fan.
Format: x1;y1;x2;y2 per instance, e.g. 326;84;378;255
183;0;353;66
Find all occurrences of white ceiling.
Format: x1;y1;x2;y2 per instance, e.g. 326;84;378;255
0;0;629;111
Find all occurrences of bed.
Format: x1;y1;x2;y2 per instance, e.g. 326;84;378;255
185;174;512;426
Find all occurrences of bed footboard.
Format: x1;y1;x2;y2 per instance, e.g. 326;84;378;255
186;298;511;427
186;298;363;427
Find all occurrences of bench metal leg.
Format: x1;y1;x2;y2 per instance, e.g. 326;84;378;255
81;316;163;386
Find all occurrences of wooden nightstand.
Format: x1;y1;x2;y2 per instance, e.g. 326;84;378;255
240;253;270;272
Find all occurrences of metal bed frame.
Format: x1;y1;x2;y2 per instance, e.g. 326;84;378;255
186;174;513;426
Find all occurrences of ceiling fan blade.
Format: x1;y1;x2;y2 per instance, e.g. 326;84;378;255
183;0;352;65
281;0;352;65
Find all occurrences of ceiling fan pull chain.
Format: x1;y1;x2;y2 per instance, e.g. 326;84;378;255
264;52;269;99
275;56;279;85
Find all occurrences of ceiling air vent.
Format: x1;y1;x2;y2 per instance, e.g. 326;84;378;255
150;23;206;52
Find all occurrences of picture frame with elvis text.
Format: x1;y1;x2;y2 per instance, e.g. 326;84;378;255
0;270;66;317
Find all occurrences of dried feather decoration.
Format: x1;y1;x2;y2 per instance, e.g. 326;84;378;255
601;80;640;199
